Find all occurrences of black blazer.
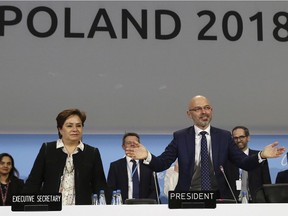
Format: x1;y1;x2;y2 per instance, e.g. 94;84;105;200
225;149;271;202
148;126;260;199
22;141;108;205
276;170;288;183
0;176;24;206
107;157;160;202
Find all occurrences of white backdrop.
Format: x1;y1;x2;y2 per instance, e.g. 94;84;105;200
0;1;288;134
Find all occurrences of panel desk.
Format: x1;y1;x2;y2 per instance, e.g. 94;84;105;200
1;204;287;216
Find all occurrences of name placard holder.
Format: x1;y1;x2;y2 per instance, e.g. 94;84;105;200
11;194;62;211
168;191;216;209
24;204;49;211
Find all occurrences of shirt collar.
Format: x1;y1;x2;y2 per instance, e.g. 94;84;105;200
56;139;84;151
125;155;139;163
243;148;249;155
194;125;211;136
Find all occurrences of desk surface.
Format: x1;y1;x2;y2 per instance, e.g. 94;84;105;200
1;204;287;216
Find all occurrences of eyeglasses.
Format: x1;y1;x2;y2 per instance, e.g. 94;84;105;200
124;141;135;145
189;106;212;113
233;135;246;141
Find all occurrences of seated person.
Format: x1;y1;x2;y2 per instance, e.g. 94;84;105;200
0;153;24;206
275;153;288;183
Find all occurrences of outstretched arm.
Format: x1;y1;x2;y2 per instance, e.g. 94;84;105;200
260;141;286;159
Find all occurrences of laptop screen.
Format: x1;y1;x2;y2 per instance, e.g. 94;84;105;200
262;183;288;203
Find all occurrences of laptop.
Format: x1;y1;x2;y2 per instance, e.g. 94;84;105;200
261;183;288;203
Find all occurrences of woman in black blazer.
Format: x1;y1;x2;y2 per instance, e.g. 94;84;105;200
0;153;24;206
22;108;109;205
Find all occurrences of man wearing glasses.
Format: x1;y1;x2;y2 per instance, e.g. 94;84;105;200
225;126;271;202
125;95;285;200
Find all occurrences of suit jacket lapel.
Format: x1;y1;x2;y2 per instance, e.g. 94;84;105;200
210;126;221;171
139;160;144;182
187;127;196;175
139;160;146;196
120;158;129;189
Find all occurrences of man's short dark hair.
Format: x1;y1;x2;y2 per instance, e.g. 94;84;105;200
232;126;250;137
122;132;140;145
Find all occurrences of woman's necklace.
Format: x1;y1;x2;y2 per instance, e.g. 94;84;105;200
0;181;10;206
64;156;74;174
63;144;78;174
63;144;78;156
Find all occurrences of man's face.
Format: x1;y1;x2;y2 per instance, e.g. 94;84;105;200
187;96;213;129
122;136;139;151
232;128;250;151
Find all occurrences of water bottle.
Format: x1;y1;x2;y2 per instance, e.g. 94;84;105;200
116;189;123;205
91;193;98;205
111;190;116;205
98;190;106;205
241;191;249;204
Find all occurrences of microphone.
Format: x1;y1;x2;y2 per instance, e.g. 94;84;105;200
219;165;238;203
153;171;160;204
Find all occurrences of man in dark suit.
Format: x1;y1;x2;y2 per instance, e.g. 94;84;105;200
276;170;288;183
275;153;288;183
225;126;271;202
125;95;286;199
107;132;160;203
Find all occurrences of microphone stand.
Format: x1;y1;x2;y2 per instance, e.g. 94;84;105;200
153;171;160;204
219;165;238;203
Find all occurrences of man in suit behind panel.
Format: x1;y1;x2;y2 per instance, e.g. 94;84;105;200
276;169;288;183
125;95;286;199
276;152;288;183
107;132;160;203
225;126;271;202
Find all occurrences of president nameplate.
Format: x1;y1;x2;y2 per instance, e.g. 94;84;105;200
168;191;216;209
